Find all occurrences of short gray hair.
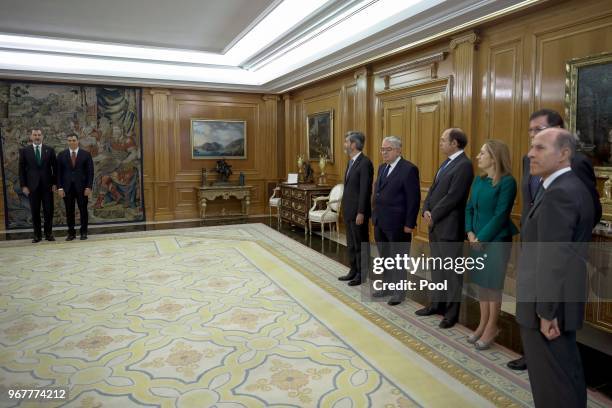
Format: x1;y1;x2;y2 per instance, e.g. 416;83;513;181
552;129;576;160
382;136;401;149
345;131;365;151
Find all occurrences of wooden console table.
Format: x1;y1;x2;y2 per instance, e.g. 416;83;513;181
196;185;252;219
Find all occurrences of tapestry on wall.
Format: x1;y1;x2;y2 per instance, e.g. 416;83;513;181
0;81;144;229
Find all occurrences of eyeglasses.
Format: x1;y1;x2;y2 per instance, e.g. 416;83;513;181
380;147;395;153
528;126;548;135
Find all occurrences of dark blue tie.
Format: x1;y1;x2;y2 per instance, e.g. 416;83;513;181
529;176;541;201
378;164;390;187
436;158;451;180
345;159;354;181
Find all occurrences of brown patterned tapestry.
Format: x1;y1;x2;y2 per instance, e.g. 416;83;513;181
0;81;144;229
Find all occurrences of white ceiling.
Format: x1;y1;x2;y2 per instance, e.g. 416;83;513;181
0;0;277;52
0;0;542;93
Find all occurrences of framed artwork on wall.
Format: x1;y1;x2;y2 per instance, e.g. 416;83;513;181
565;51;612;167
191;119;246;159
307;110;334;163
565;51;612;221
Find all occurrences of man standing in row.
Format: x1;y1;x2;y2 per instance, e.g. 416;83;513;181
419;128;473;328
507;108;601;371
338;131;374;286
19;128;57;242
372;136;420;306
516;128;593;407
57;133;94;240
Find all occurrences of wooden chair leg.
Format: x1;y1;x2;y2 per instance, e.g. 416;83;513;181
308;220;312;235
336;221;340;241
321;222;325;241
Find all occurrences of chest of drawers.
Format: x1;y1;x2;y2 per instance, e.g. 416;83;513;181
280;184;331;231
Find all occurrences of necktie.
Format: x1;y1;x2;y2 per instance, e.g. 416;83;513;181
345;159;354;181
35;145;41;165
379;164;390;186
533;183;545;204
529;176;541;201
71;151;77;167
435;158;451;180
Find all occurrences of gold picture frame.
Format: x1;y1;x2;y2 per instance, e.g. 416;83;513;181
191;119;246;159
565;51;612;221
307;110;334;163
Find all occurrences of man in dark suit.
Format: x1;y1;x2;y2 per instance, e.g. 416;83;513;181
338;131;374;286
516;128;593;407
372;136;420;306
418;128;474;328
57;133;94;240
18;128;57;243
507;108;602;371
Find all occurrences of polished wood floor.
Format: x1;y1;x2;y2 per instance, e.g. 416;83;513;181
1;215;611;398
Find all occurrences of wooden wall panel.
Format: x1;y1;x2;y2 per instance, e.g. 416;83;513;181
142;89;280;220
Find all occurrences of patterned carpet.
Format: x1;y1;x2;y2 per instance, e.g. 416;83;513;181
0;224;610;407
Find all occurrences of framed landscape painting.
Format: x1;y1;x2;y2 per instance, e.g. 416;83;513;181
191;119;246;159
307;110;334;163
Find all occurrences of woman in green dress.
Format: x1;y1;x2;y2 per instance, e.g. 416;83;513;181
465;139;518;350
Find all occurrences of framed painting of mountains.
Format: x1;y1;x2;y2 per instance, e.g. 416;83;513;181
191;119;246;159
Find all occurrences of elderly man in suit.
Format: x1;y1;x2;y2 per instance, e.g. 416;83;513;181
57;133;94;240
507;108;601;371
18;128;57;243
371;136;420;306
516;128;593;407
338;131;374;286
418;128;474;328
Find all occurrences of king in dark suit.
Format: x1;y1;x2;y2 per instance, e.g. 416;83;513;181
338;131;374;286
18;128;57;243
371;136;421;306
516;128;593;408
57;134;94;240
419;128;474;328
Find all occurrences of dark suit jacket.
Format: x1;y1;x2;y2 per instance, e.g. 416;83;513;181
521;153;601;227
18;144;57;191
516;171;594;331
423;152;473;241
372;158;420;231
57;149;94;193
342;153;374;220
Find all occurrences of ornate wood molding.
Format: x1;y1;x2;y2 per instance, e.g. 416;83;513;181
450;32;479;156
374;52;447;91
449;32;480;50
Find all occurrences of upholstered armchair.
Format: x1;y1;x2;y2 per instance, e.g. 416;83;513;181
268;186;282;228
308;183;343;241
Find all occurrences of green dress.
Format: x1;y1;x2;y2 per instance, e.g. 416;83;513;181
465;174;518;290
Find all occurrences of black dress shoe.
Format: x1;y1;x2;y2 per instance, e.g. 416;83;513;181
32;237;42;243
415;306;437;316
348;279;361;286
45;235;55;241
438;318;456;329
80;234;88;240
338;273;357;281
387;299;402;306
66;234;76;241
507;356;527;371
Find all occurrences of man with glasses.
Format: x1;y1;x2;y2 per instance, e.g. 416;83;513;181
371;136;420;306
18;127;58;242
507;108;601;371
